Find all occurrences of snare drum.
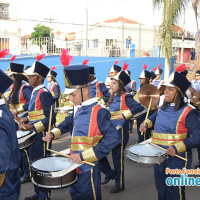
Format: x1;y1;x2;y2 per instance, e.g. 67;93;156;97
17;130;35;149
126;143;166;165
31;156;78;189
54;106;73;114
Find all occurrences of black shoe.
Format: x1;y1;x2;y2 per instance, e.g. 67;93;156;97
24;194;38;200
101;178;112;185
21;176;31;184
110;186;124;193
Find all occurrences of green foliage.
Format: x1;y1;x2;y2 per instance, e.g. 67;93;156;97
31;24;51;39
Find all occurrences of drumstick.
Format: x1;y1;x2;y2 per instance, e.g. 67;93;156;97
47;105;53;150
141;97;152;140
48;148;95;167
14;119;26;130
149;142;187;162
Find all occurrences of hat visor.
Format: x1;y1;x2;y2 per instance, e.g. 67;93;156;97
64;88;77;95
162;82;175;87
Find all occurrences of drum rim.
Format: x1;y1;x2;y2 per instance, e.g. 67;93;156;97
127;150;166;157
31;155;72;173
17;130;33;139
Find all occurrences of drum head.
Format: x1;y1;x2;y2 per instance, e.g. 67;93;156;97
17;130;31;138
127;143;166;157
32;156;74;172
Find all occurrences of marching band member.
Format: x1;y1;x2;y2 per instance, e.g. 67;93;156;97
89;66;110;103
0;69;21;200
191;70;200;92
134;64;153;142
18;59;56;200
6;62;33;184
47;66;61;108
105;61;121;89
100;71;144;193
152;64;164;88
43;63;120;200
140;72;200;200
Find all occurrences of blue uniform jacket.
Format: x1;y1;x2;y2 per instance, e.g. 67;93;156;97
51;98;121;173
147;104;200;153
109;93;144;128
28;84;56;134
0;100;20;198
10;82;33;113
191;80;200;93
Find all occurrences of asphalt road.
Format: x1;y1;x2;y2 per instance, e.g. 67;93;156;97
19;128;200;200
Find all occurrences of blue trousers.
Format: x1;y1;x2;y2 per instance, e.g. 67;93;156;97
29;132;51;200
197;147;200;165
69;163;101;200
154;151;192;200
20;148;30;179
100;127;129;189
0;192;20;200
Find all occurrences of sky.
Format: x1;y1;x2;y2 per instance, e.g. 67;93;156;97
13;0;197;35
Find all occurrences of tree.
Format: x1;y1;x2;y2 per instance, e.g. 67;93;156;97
31;24;51;39
153;0;190;79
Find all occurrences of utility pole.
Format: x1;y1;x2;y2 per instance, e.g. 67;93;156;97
180;8;185;63
85;0;88;56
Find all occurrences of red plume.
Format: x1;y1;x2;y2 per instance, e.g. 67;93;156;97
0;49;9;58
82;59;89;65
60;49;73;67
175;64;189;72
51;66;56;71
123;61;129;71
152;68;157;71
157;64;161;68
143;64;148;70
36;54;45;61
114;60;119;65
11;55;16;62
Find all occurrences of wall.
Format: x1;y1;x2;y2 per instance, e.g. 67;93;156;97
0;55;171;92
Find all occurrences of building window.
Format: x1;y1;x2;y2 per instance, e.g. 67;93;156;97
0;38;9;50
106;39;113;50
0;3;9;19
93;39;98;48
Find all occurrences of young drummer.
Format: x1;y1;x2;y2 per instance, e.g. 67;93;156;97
18;59;56;200
100;71;144;193
43;63;121;200
140;72;200;200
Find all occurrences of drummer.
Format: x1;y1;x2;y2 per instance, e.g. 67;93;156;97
89;66;110;103
140;72;200;200
43;64;120;200
6;62;33;184
0;69;21;200
134;64;153;142
47;66;61;108
100;71;144;193
18;60;56;200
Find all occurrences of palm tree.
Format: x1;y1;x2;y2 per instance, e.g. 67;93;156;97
153;0;190;79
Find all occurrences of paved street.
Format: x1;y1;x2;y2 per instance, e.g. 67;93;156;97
19;128;200;200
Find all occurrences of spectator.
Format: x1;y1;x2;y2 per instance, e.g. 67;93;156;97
189;48;195;63
126;36;131;48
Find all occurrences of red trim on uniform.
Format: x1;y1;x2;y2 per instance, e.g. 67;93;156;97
177;106;193;134
35;89;45;110
89;105;103;137
152;137;185;141
120;93;129;110
19;84;27;104
96;82;104;97
50;83;57;97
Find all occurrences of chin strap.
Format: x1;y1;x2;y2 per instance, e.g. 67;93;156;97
80;88;84;103
33;76;39;88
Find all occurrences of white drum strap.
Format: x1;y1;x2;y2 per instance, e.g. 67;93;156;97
18;132;36;144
